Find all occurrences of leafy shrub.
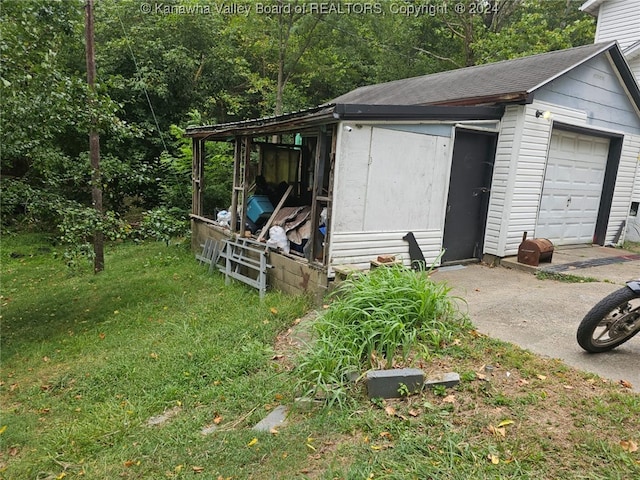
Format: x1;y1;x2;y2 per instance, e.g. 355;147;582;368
0;178;70;232
57;206;130;269
296;264;470;406
136;206;190;245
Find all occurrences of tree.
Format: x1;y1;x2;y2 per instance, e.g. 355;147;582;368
85;0;104;272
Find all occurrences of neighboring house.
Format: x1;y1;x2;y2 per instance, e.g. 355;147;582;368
581;0;640;85
187;41;640;296
581;0;640;239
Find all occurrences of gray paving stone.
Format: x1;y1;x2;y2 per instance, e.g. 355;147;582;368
252;405;288;432
200;424;219;435
146;406;182;427
424;372;461;389
366;368;424;398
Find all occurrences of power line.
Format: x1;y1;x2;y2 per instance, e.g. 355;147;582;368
115;8;168;152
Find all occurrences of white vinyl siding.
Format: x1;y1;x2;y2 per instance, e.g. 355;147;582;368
487;103;598;257
330;230;443;270
535;55;640;135
611;134;640;242
593;0;640;51
483;105;521;256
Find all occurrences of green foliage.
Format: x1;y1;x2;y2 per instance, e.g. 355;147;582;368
136;207;190;245
296;265;470;405
57;207;130;269
472;0;596;64
1;0;597;239
159;114;234;213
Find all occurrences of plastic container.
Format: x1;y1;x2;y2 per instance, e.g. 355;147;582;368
247;195;274;223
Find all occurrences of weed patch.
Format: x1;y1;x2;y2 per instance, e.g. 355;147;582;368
295;265;470;405
535;270;599;283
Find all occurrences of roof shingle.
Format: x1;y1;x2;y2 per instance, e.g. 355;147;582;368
329;42;616;106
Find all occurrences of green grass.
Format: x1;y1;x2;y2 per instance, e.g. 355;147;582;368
296;265;469;406
2;234;639;479
535;270;599;283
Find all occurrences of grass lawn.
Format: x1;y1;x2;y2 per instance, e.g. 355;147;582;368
1;234;639;479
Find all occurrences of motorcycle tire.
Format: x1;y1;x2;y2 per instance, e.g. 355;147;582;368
577;286;640;353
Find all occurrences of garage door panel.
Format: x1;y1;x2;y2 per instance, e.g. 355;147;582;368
536;130;609;245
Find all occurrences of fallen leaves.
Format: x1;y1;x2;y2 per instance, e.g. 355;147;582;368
247;437;258;447
620;440;638;452
306;437;316;451
487;419;515;438
487;453;500;464
620;379;633;389
442;394;456;404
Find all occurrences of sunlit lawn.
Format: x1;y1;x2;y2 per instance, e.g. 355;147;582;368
1;234;639;479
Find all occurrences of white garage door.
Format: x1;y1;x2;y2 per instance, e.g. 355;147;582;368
536;130;610;245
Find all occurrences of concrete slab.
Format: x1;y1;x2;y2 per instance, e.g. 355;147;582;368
252;405;288;432
501;245;639;285
424;372;461;389
431;251;640;392
146;406;182;427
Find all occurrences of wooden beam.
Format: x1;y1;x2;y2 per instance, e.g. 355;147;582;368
256;184;293;242
230;137;242;232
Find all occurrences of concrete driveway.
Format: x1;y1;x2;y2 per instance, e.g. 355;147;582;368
430;246;640;392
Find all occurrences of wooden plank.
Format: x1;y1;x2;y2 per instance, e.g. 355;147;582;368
256;184;293;242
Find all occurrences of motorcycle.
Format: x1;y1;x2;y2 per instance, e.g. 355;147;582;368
577;280;640;352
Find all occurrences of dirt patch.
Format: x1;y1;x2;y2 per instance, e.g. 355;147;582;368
272;309;319;370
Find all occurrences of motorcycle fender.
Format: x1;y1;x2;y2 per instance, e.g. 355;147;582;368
626;280;640;294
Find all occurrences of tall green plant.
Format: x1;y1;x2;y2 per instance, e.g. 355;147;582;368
296;264;470;406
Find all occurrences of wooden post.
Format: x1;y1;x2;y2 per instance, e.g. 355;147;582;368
230;138;242;232
85;0;104;273
309;128;327;262
192;138;204;216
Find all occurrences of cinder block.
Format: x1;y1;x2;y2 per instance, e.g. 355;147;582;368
366;368;424;398
424;372;460;389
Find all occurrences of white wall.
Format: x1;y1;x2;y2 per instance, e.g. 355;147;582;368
330;124;451;270
592;0;640;51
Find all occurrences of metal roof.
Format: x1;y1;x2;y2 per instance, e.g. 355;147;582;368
185;104;504;139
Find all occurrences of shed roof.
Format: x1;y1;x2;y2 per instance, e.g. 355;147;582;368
329;42;636;107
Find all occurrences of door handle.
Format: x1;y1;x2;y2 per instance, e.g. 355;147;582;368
472;187;490;197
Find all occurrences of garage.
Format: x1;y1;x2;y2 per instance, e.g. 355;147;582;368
536;129;610;245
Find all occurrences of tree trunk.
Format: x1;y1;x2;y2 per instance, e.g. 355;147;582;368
85;0;104;273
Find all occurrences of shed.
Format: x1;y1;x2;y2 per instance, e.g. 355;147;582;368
187;41;640;297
